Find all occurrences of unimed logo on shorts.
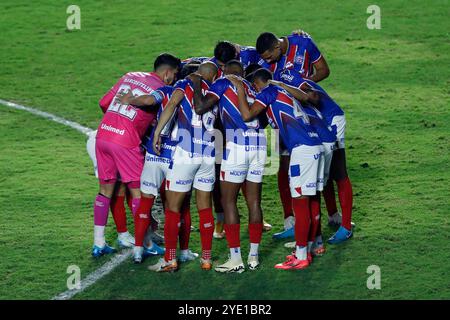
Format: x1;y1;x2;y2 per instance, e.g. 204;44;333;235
176;179;193;185
197;177;214;183
142;181;158;188
230;170;247;176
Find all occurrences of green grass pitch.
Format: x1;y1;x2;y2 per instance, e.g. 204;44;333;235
0;0;449;299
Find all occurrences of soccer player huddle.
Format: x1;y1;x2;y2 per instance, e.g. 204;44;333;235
87;29;355;273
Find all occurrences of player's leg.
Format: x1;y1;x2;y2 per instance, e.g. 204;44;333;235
307;145;325;258
214;142;246;273
111;182;135;248
215;180;245;273
273;153;295;239
327;148;354;244
92;138;119;257
243;180;263;270
132;154;167;263
212;164;225;239
327;115;354;243
242;145;266;270
275;145;321;270
179;192;199;262
193;157;216;271
148;152;196;272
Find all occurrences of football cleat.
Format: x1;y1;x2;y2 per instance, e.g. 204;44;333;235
117;232;135;248
213;231;226;239
247;255;260;270
143;242;165;257
148;258;178;273
215;258;245;273
179;250;199;262
274;256;310;270
91;243;116;258
213;222;225;239
262;220;272;232
132;246;144;264
200;258;213;271
327;226;353;244
328;212;356;228
272;227;295;239
312;244;326;257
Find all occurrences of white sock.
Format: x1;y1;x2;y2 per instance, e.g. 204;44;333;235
284;216;295;230
118;231;130;239
295;245;307;260
249;243;259;256
307;241;314;253
94;225;106;247
230;247;242;261
315;235;323;246
180;249;189;256
134;246;143;253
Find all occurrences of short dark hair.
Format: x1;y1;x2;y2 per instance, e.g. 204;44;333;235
244;63;263;81
214;41;237;63
179;63;199;79
252;68;273;83
256;32;278;54
154;53;181;71
225;59;243;75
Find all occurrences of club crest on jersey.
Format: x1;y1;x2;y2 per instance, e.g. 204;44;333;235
295;55;304;64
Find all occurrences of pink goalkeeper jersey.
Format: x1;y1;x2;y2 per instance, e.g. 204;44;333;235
96;72;165;148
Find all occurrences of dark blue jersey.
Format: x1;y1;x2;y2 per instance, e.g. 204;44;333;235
255;84;321;152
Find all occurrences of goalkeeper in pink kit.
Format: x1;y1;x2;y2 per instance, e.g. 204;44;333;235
91;53;180;257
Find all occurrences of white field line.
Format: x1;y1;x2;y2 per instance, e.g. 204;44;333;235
0;99;93;136
0;99;149;300
52;249;133;300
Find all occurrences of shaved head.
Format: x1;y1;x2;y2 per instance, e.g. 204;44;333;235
197;61;218;82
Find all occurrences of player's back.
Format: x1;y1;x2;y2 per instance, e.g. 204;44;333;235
209;77;265;146
276;69;344;124
173;78;216;156
97;72;165;149
256;84;320;151
303;106;336;143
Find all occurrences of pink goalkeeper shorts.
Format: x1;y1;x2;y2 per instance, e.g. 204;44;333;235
95;138;144;187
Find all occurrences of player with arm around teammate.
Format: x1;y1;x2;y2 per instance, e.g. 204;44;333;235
227;69;323;270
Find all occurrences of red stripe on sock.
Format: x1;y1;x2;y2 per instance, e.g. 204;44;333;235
337;177;353;230
308;194;321;242
323;182;338;216
248;223;263;244
179;204;191;250
292;197;310;247
164;209;181;261
134;197;154;247
110;195;127;233
224;223;241;248
199;208;214;259
278;168;293;219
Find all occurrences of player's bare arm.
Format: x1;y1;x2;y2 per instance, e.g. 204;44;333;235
152;89;184;155
189;73;218;115
268;79;309;104
118;90;158;108
308;56;330;82
226;75;264;122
